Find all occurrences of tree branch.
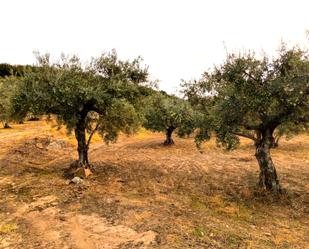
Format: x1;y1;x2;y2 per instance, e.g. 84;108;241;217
243;70;259;82
231;131;257;142
86;123;100;149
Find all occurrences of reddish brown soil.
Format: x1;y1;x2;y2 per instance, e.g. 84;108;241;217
0;121;308;248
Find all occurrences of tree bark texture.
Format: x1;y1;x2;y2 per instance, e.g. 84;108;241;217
255;129;281;193
164;127;175;145
75;114;89;167
3;122;11;129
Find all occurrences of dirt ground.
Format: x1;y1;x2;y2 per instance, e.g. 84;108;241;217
0;121;308;249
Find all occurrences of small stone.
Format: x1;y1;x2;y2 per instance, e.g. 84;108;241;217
105;198;113;204
59;216;66;221
36;143;44;149
265;232;271;236
70;177;84;184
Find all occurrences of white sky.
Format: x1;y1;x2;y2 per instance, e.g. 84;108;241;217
0;0;308;93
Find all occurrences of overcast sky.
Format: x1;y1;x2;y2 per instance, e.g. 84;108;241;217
1;0;308;93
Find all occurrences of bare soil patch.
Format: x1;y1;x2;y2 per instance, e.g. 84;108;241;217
0;122;308;248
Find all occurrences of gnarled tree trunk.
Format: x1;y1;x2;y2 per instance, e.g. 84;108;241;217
255;129;281;193
164;126;175;145
3;122;11;129
75;115;89;167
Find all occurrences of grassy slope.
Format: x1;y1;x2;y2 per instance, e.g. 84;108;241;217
0;121;308;249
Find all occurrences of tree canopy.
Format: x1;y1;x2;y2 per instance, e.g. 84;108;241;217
143;93;197;145
11;50;149;167
183;46;309;192
0;76;20;128
0;63;34;78
272;121;308;147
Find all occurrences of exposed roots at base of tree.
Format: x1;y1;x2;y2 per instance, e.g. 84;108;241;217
63;160;94;179
69;160;94;169
163;140;175;146
256;181;283;195
3;123;11;129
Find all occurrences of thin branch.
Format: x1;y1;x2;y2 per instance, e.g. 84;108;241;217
231;131;257;142
86;123;100;149
243;70;259;82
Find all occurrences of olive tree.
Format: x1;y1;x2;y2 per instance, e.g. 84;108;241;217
143;93;197;145
0;63;34;77
0;76;20;128
11;50;149;168
272;122;308;147
183;46;309;193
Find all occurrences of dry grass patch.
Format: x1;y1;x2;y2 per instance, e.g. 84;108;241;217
0;122;308;248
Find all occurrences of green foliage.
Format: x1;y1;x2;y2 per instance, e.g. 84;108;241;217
193;226;205;238
0;63;35;77
184;45;309;149
0;76;20;127
273;121;308;147
142;93;197;137
181;82;215;148
0;64;12;77
96;99;142;143
11;50;149;150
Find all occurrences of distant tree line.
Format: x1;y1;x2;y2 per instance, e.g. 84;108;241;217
0;63;39;127
0;63;36;77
